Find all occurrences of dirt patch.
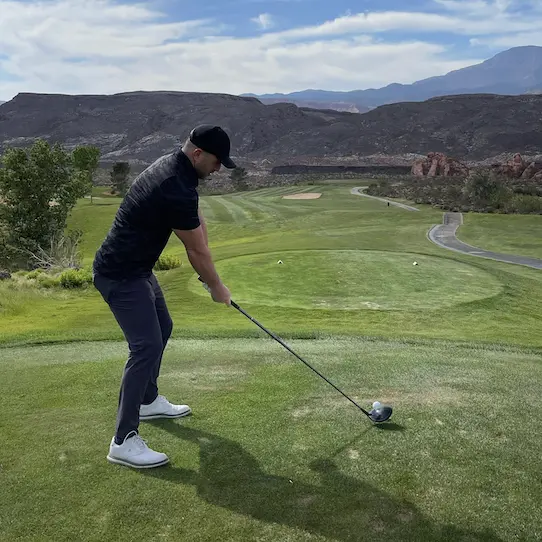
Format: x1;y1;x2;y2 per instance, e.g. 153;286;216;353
297;495;317;507
167;366;247;391
291;406;313;418
282;193;322;199
290;386;469;419
347;449;360;460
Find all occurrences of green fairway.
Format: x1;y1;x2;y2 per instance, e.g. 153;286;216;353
1;183;542;346
458;213;542;260
1;180;541;541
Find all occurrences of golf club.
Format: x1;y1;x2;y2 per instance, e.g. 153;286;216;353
198;277;393;424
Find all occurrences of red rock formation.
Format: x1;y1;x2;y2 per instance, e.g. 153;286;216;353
520;161;542;179
499;153;526;178
411;152;469;177
491;154;542;179
411;161;425;176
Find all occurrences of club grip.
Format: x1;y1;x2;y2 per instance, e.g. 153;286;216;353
198;276;211;293
198;276;238;309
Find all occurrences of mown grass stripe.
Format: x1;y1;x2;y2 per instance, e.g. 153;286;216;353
260;186;295;197
198;198;216;221
274;185;315;195
246;198;298;219
227;197;273;221
205;196;235;223
217;197;254;223
239;188;269;197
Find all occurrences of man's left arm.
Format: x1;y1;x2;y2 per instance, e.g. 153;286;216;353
199;208;208;246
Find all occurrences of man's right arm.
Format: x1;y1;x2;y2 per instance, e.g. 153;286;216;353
173;226;231;305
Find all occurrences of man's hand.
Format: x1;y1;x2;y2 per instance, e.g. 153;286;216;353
210;282;231;305
199;276;231;306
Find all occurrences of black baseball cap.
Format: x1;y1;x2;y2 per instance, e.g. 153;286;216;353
189;124;237;169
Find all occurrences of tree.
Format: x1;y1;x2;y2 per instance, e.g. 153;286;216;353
230;166;249;191
72;145;100;204
110;161;131;196
0;139;89;269
462;170;510;212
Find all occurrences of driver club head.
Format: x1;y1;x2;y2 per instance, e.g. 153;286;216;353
369;405;393;423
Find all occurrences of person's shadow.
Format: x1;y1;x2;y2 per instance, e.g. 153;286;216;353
141;420;502;542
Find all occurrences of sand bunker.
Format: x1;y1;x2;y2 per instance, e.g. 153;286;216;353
282;193;322;200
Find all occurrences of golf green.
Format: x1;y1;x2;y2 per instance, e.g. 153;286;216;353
188;249;503;310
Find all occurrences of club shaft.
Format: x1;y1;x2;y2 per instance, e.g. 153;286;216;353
231;300;371;417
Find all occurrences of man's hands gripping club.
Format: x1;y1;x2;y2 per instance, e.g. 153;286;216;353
198;277;231;305
207;281;231;305
173;223;231;306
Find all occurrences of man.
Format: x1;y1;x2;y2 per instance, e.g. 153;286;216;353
92;124;236;469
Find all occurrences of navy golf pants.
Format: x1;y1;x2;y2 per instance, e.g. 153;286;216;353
93;272;173;444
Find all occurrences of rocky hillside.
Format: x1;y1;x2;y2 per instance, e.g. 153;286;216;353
1;91;542;166
254;97;369;114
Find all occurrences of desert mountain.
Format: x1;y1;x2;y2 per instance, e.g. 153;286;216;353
1;91;542;165
247;46;542;110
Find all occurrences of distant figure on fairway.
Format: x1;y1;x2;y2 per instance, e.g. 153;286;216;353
92;125;236;469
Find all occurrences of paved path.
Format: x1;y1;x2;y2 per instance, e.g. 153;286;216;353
428;212;542;270
350;186;420;211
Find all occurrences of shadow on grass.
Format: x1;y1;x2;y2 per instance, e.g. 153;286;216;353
373;422;406;432
140;420;502;542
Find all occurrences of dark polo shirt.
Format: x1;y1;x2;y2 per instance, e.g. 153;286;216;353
93;149;200;280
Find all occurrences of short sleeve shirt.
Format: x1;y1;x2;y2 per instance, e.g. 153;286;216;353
93;150;200;280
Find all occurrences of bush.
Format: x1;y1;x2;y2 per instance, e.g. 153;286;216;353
504;194;542;214
37;274;61;288
26;269;45;280
26;230;84;273
154;253;181;271
59;268;93;288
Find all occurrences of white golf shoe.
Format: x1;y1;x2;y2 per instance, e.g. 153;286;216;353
139;394;192;420
107;431;169;469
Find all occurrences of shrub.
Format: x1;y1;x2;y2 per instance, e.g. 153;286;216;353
504;194;542;214
37;274;61;288
26;269;45;280
59;268;93;288
26;230;84;273
154;253;181;271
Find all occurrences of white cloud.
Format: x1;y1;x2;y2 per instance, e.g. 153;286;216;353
471;32;542;47
251;13;274;30
0;0;541;101
279;8;542;39
435;0;542;16
434;0;510;14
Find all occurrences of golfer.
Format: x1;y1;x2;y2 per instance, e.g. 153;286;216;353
92;125;235;469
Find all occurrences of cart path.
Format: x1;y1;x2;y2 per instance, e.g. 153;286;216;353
350;186;420;211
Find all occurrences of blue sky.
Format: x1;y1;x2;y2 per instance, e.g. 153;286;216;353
1;0;542;101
